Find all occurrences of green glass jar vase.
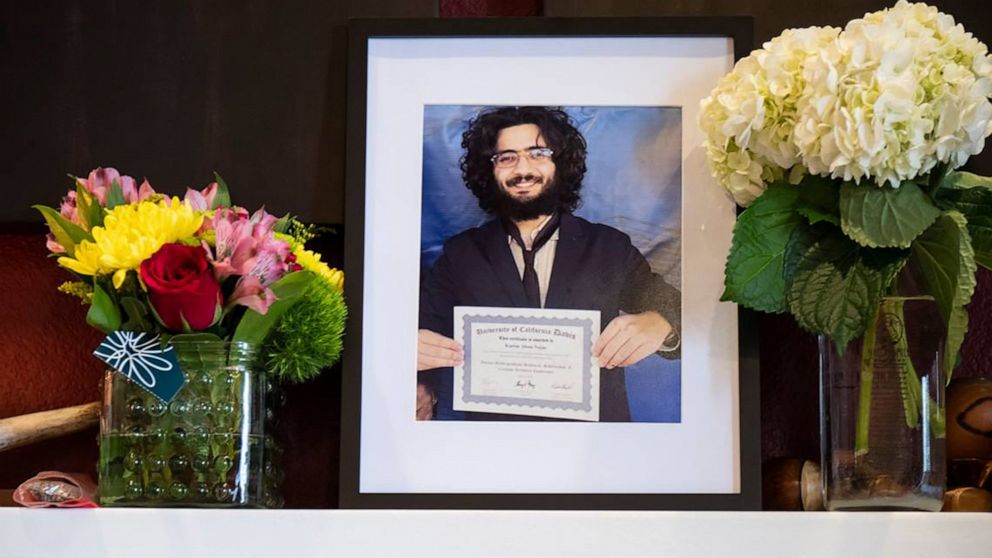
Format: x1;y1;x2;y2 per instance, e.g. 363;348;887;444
98;340;277;507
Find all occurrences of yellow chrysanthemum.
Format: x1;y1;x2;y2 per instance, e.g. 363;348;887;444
58;197;204;288
293;246;344;291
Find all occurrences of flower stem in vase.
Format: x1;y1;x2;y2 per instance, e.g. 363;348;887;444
855;307;879;457
882;299;922;432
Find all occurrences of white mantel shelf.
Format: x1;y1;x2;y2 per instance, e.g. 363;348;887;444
2;509;991;557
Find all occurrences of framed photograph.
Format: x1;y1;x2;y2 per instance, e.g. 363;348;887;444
341;17;759;510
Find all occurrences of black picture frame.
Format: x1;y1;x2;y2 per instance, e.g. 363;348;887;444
340;16;759;510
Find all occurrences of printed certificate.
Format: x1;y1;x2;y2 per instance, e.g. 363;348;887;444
453;306;601;421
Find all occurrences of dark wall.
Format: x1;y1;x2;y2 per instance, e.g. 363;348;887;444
0;0;435;224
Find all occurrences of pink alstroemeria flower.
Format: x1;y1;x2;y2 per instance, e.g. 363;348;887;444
74;167;155;205
227;275;278;315
184;182;219;211
59;190;80;223
250;208;279;235
205;207;294;315
75;167;120;205
248;235;293;287
206;208;256;280
123;178;156;203
45;234;65;253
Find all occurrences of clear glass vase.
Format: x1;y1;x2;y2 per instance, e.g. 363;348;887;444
98;340;276;507
818;291;947;511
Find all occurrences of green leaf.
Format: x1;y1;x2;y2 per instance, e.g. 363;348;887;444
87;283;121;333
180;313;194;334
881;299;922;429
32;205;93;256
75;184;105;229
168;332;223;343
105;179;126;209
795;175;841;226
840;181;941;248
929;399;946;439
942;171;992;190
786;228;908;352
909;211;977;379
784;223;831;283
722;185;803;313
273;214;291;234
936;173;992;270
970;226;992;271
120;296;154;332
212;172;232;209
232;271;315;344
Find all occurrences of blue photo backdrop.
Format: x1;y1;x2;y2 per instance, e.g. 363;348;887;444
421;105;682;422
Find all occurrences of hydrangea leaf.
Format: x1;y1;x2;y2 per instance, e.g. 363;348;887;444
942;171;992;190
795;174;841;226
786;228;908;352
722;185;803;313
783;222;831;283
909;211;977;379
936;172;992;270
840;182;941;248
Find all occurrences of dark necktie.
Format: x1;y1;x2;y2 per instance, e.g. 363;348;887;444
505;213;560;308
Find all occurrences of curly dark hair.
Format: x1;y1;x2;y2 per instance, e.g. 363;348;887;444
460;106;587;215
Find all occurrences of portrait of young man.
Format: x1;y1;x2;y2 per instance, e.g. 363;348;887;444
417;105;683;423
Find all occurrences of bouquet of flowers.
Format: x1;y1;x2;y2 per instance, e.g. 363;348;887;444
34;166;347;383
700;1;991;377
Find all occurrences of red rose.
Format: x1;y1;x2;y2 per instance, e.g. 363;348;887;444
140;243;222;331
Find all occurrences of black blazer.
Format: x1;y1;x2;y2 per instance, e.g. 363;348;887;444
419;212;681;422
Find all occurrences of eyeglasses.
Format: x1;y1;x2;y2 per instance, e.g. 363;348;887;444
490;147;554;168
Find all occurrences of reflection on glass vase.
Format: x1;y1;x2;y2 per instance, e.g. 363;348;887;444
98;340;281;507
819;285;947;511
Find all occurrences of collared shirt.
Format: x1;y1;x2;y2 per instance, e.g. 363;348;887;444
506;213;558;308
506;214;679;352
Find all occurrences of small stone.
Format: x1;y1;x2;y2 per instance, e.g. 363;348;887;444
144;483;165;499
169;482;189;500
124;479;143;499
146;399;167;417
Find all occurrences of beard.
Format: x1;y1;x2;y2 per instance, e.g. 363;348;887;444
492;174;561;221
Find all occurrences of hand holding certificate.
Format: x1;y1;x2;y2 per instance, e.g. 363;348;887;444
453;306;601;421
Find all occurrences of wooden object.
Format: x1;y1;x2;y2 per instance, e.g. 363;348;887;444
762;458;824;511
942;487;992;512
799;460;823;511
762;458;803;510
947;378;992;460
0;402;100;452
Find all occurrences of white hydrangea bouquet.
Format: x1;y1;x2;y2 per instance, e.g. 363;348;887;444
701;1;992;377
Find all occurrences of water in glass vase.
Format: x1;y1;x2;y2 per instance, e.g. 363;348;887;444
99;431;264;505
819;296;947;511
97;340;275;507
